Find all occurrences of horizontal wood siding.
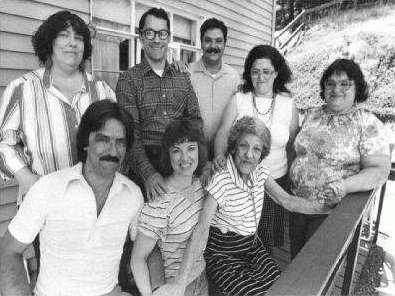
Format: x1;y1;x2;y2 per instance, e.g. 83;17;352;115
137;0;274;71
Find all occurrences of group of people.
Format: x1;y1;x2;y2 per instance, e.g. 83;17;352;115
0;6;390;296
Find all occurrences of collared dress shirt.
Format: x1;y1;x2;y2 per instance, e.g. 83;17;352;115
8;163;144;296
189;59;240;155
116;58;201;182
0;68;115;203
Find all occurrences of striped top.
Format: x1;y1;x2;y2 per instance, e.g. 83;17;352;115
206;156;270;236
116;57;201;182
137;179;206;283
0;68;115;202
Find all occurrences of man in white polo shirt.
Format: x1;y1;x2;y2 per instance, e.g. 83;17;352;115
0;100;144;296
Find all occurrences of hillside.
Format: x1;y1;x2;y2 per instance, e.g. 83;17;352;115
286;4;395;116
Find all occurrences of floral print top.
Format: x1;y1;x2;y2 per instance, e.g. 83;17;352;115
290;106;389;201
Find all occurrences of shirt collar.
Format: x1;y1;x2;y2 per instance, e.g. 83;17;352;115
43;67;89;92
141;57;175;76
65;162;131;193
192;58;230;77
226;156;257;192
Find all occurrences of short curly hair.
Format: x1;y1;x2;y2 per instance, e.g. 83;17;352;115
160;118;207;177
32;10;92;70
319;58;369;103
226;116;271;162
241;45;292;95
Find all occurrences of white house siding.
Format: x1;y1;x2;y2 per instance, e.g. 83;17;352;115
0;0;275;236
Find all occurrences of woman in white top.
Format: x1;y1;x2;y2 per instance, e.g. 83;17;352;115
214;45;299;251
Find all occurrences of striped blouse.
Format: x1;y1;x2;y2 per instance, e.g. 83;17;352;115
206;156;270;236
0;68;115;203
137;179;206;284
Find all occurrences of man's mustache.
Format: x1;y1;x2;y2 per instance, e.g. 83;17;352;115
100;155;120;163
206;47;221;54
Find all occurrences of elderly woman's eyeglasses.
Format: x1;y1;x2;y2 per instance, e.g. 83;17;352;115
141;29;170;40
325;80;354;91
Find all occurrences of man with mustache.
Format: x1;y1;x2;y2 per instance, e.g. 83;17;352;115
189;18;240;161
116;8;201;201
0;100;143;296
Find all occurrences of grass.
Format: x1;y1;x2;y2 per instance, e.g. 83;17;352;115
286;4;395;117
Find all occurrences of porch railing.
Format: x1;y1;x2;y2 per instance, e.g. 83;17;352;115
266;189;378;296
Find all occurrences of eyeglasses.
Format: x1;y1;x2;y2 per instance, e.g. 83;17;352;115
324;80;354;91
140;29;170;40
251;69;275;78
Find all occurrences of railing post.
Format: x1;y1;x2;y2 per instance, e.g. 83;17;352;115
341;220;362;295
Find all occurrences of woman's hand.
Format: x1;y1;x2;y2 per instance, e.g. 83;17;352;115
317;180;346;206
212;155;226;172
200;162;213;187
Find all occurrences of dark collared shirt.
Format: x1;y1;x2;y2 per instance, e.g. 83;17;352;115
116;58;201;182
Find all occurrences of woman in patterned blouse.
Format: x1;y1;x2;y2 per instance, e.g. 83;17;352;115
289;58;391;258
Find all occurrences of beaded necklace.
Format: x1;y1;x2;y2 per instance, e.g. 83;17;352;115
252;93;277;127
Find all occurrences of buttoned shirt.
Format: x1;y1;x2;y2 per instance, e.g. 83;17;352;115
116;58;201;181
189;59;240;153
8;163;144;296
0;68;115;203
206;156;269;236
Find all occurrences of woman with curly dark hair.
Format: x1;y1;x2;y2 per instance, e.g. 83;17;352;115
289;58;390;258
214;45;299;252
0;10;115;271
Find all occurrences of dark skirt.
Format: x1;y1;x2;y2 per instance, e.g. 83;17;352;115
204;227;280;296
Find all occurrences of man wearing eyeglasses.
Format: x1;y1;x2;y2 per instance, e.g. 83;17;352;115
115;9;201;292
116;7;201;202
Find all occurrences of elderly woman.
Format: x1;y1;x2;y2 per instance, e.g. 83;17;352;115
214;45;299;251
289;58;391;258
0;10;114;271
165;116;330;296
131;119;209;296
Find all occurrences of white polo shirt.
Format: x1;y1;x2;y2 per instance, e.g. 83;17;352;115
8;163;144;296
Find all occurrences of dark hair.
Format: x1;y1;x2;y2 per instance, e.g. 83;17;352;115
200;18;228;43
160;119;207;177
227;116;271;162
241;45;292;94
139;7;170;32
76;100;134;162
319;58;368;103
32;10;92;71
